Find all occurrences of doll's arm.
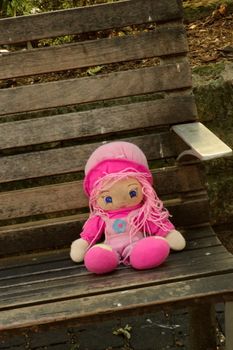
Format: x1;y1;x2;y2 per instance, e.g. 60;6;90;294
146;219;186;251
70;215;105;263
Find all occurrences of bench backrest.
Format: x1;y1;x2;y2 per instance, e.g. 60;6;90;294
0;0;209;257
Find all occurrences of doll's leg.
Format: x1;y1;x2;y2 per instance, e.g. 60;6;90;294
84;243;119;274
129;236;170;270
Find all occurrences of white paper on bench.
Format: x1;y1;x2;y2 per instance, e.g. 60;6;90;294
172;122;232;160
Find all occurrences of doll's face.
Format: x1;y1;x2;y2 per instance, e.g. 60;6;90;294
97;178;143;211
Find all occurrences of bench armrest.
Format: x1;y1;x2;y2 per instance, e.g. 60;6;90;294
171;122;232;161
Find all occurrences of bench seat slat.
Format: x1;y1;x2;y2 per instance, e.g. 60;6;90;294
0;244;227;287
0;226;222;270
0;63;191;116
0;231;223;279
0;134;174;183
0;96;197;149
1;265;233;330
0;0;183;45
0;165;204;220
1;249;232;311
0;28;188;80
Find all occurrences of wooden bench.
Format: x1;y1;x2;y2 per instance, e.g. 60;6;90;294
0;1;233;349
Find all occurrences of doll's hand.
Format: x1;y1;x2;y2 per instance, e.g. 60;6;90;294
166;229;186;251
70;238;89;263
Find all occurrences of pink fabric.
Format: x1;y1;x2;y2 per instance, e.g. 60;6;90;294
85;141;149;174
80;215;105;245
103;209;144;264
80;204;174;246
84;236;170;274
80;141;174;273
84;246;119;274
88;170;172;239
130;237;170;270
84;159;152;196
84;141;152;195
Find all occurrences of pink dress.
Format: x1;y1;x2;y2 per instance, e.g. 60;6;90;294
81;205;174;263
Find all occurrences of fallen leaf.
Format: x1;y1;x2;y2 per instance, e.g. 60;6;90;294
219;4;228;16
87;66;104;76
201;55;219;62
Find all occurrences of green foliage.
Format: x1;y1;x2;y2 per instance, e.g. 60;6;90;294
87;66;104;76
0;0;119;17
38;35;75;47
36;0;118;11
0;0;120;17
0;0;37;17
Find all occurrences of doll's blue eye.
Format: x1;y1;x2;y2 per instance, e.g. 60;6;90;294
105;196;113;203
129;190;137;198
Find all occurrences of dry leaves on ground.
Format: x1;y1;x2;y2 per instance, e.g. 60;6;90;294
186;11;233;67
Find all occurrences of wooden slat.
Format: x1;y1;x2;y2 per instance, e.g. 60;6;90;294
0;244;226;285
0;182;87;221
0;197;210;256
0;28;188;80
0;165;204;220
0;272;233;331
0;215;85;257
0;0;183;45
0;134;174;183
0;195;208;225
0;226;219;270
0;96;197;149
0;246;232;308
0;63;192;116
169;197;210;227
0;226;221;271
225;301;233;350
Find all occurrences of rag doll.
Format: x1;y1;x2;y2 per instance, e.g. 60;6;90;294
70;141;186;274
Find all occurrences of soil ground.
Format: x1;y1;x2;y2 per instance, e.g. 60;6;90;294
185;10;233;68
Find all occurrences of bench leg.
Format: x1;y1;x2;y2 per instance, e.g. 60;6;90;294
225;301;233;350
189;304;217;350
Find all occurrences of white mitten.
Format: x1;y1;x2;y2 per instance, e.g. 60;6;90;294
70;238;89;262
166;229;186;251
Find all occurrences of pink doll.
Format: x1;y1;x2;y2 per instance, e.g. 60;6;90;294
70;141;186;274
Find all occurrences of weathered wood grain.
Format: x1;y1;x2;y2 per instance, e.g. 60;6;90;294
168;197;210;227
0;196;210;255
0;0;183;45
0;28;188;80
0;165;204;220
0;226;219;270
0;134;174;183
0;182;88;220
0;215;85;257
0;226;221;271
0;271;233;331
0;195;209;225
0;246;231;310
0;63;192;116
0;244;226;286
0;96;197;149
225;301;233;350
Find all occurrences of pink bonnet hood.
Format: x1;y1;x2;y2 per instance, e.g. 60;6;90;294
83;141;153;196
